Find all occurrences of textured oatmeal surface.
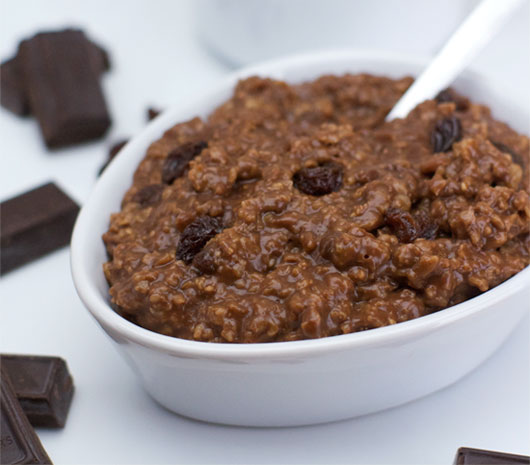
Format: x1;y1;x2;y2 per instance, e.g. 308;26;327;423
103;74;529;343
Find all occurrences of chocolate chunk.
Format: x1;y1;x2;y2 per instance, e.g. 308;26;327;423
431;116;462;152
293;162;343;196
108;140;128;159
161;141;208;184
0;182;79;275
1;355;74;428
176;216;223;263
147;107;162;121
1;35;109;120
18;29;111;148
454;447;529;464
0;57;30;116
131;184;164;207
0;368;52;464
99;139;128;175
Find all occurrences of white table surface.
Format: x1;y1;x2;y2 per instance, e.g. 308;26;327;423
1;1;529;464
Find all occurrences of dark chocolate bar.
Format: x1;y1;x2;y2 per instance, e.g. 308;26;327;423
1;30;110;131
18;29;111;148
454;447;530;464
89;41;111;75
1;355;74;428
0;57;30;116
0;368;52;464
0;182;79;275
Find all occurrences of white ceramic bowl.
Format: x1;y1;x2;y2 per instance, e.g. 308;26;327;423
71;50;530;427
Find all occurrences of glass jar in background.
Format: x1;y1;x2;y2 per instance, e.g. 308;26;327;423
194;0;479;67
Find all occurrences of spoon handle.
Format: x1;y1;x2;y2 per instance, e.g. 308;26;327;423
386;0;526;121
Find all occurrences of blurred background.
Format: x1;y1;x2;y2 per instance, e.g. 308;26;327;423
1;0;527;204
1;0;529;204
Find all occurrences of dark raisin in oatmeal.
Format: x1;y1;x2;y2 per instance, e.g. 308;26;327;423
431;116;462;153
293;162;344;196
103;74;530;343
176;216;224;264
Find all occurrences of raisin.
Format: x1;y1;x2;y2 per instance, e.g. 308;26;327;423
385;208;439;242
176;216;223;263
147;107;161;121
431;116;462;153
385;208;419;242
131;184;164;207
99;139;128;175
491;140;524;167
435;88;455;103
161;140;208;184
414;209;439;240
435;88;469;111
193;247;218;274
292;162;343;196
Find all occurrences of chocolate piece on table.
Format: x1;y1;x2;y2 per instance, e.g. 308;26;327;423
454;447;530;464
147;107;162;121
0;355;74;428
0;31;110;120
0;182;79;275
98;139;129;175
0;368;52;464
18;29;111;148
0;57;30;116
89;41;111;74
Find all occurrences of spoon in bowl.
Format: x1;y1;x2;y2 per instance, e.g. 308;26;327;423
386;0;526;121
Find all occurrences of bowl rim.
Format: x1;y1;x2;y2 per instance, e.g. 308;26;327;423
71;48;530;360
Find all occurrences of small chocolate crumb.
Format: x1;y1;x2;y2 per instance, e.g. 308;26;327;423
99;139;128;175
147;107;162;121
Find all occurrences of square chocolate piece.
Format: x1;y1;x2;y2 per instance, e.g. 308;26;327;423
0;368;52;464
454;447;530;464
0;182;79;275
1;355;74;428
18;29;111;148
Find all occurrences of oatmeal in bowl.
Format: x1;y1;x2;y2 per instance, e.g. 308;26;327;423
102;73;529;344
71;51;530;426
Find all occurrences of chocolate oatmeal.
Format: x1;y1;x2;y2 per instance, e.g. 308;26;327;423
103;74;530;343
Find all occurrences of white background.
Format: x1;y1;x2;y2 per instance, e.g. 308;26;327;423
1;1;529;464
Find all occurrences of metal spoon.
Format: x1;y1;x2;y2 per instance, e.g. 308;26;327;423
386;0;526;121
